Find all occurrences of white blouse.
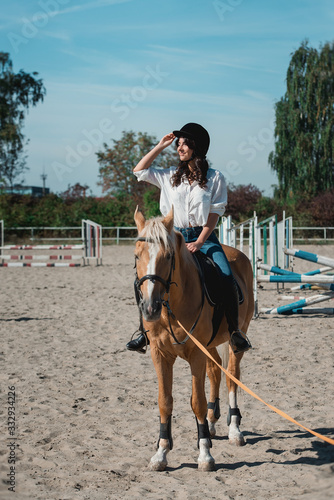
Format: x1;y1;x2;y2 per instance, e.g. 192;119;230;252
134;167;227;228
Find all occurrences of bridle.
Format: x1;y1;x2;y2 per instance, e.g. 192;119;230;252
134;236;205;345
134;237;176;296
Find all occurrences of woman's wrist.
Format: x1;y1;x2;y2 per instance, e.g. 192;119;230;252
155;142;166;153
196;227;212;246
196;238;205;247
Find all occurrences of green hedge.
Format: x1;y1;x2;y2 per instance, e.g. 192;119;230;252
1;187;333;231
0;194;137;228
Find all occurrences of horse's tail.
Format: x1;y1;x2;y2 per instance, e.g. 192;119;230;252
220;341;230;401
222;340;229;370
221;341;243;403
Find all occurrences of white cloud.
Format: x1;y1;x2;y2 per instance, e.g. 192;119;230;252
146;45;194;56
55;0;133;17
58;48;148;81
42;30;71;41
243;90;271;101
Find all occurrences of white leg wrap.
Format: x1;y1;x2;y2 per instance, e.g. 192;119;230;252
228;391;245;446
149;439;169;471
198;438;215;471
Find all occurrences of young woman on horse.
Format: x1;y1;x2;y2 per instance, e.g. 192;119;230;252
127;122;252;354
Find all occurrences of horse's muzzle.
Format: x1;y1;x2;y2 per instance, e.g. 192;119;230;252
141;299;162;322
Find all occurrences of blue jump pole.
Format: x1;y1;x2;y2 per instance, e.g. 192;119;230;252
298;283;334;291
290;307;334;315
266;297;314;315
260;292;334;314
259;263;333;277
284;248;334;269
258;264;299;276
258;275;334;283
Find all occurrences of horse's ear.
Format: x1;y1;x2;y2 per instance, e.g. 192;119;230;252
163;206;174;234
134;206;146;232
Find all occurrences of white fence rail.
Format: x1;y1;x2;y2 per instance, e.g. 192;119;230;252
3;225;334;244
292;227;334;242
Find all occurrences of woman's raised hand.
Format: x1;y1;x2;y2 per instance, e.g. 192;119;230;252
158;133;175;149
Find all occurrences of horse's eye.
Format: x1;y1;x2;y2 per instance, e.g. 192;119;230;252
166;254;171;260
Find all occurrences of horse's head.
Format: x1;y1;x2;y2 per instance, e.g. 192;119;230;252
134;207;175;322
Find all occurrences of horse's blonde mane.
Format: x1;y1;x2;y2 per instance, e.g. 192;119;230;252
141;216;175;254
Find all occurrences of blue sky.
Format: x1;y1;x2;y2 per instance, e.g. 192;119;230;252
2;0;334;196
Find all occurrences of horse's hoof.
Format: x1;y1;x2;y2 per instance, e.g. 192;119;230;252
148;460;167;471
229;434;246;446
198;459;216;472
208;421;216;438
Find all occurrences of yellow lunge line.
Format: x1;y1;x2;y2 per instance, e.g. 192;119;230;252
176;320;334;447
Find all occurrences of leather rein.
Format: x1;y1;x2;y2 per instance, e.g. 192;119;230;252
134;236;205;345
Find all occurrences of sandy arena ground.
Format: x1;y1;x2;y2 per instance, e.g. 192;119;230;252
1;244;334;500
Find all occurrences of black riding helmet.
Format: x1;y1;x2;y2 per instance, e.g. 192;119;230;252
173;123;210;157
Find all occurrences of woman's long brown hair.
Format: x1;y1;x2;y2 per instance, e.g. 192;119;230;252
170;137;209;188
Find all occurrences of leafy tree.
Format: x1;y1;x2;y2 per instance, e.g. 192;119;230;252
0;52;46;187
269;41;334;200
60;182;90;200
96;130;179;205
143;187;160;217
254;195;278;220
308;189;334;226
227;183;262;221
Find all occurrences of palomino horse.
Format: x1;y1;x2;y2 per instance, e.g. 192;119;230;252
133;207;254;471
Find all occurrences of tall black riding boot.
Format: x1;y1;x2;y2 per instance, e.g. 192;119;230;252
222;275;252;354
128;278;150;353
126;315;150;354
126;332;148;353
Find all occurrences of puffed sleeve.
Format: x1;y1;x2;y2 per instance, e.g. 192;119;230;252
133;167;163;188
210;170;227;216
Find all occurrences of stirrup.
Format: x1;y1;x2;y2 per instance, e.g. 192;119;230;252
230;330;252;354
126;329;149;354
